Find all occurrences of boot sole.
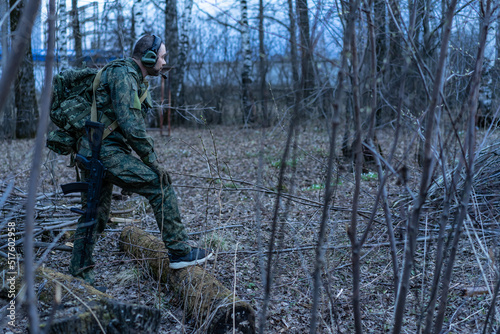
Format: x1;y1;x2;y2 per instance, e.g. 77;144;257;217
169;252;214;269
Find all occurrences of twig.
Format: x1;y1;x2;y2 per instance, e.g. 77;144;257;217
105;224;243;236
33;242;72;252
173;175;360;213
220;235;439;256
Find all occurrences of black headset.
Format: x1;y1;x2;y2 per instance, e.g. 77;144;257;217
141;35;162;68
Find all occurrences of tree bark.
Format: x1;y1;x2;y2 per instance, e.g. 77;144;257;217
10;0;38;139
34;267;161;334
175;0;193;107
164;0;181;120
347;1;363;331
496;14;500;69
373;0;386;125
130;2;136;49
114;1;126;56
386;0;404;112
240;0;253;125
287;0;300;92
119;226;256;334
57;0;68;70
0;0;15;139
133;0;144;37
70;0;83;67
258;0;268;127
296;0;315;105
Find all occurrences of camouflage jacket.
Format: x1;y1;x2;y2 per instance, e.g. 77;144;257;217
78;58;157;164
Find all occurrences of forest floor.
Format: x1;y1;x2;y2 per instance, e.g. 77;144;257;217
0;123;499;333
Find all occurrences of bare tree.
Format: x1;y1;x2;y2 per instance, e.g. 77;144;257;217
287;0;299;96
0;0;15;139
57;0;68;70
240;0;253;125
175;0;194;107
114;0;127;56
496;14;500;70
133;0;145;37
164;0;181;119
392;1;458;332
130;1;137;48
24;0;56;331
423;2;495;333
296;0;315;106
70;0;83;67
258;0;269;126
9;0;38;139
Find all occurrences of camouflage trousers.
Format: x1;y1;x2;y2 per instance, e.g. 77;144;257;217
69;151;191;284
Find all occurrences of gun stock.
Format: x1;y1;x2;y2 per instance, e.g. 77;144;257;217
61;182;88;195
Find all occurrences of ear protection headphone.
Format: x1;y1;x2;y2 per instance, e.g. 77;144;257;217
141;35;162;67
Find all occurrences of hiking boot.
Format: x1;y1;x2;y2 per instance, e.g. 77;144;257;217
169;247;214;269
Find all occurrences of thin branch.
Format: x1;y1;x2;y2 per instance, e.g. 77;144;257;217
23;0;55;331
392;1;459;333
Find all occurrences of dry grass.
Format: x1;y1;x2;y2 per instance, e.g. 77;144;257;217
1;124;499;333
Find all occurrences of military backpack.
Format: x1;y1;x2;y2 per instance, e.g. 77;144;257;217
46;61;148;155
47;67;105;155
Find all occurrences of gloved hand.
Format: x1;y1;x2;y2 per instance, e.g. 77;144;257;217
121;188;133;196
149;161;172;185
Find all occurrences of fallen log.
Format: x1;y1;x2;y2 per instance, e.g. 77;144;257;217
119;226;256;334
459;286;490;297
35;267;161;333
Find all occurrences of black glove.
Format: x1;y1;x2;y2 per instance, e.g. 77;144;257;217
149;161;172;185
121;188;133;196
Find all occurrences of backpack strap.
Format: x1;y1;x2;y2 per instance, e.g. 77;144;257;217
91;68;104;123
140;81;149;103
91;68;149;139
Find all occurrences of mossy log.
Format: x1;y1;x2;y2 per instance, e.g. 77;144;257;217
120;226;256;334
35;267;161;333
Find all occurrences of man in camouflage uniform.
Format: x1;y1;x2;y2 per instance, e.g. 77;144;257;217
70;35;212;285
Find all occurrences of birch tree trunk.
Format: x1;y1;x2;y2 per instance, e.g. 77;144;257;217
57;0;68;70
175;0;193;107
258;0;268;126
10;0;38;139
240;0;253;125
70;0;82;67
133;0;145;38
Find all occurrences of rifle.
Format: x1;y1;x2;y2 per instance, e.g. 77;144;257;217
61;121;106;267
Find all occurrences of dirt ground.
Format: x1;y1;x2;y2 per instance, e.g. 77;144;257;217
0;124;499;333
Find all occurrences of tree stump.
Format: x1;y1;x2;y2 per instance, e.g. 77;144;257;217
119;226;256;334
35;267;161;333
